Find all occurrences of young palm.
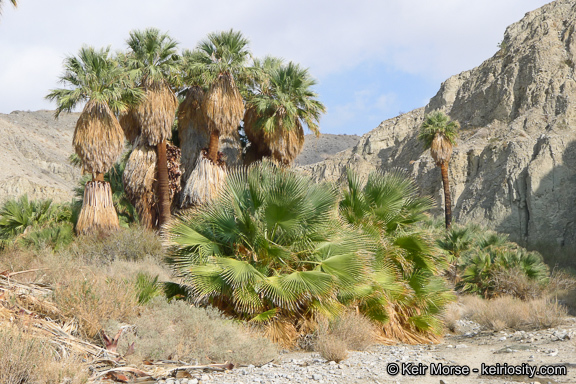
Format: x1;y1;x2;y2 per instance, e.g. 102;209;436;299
122;28;180;229
418;110;459;229
46;46;142;234
340;169;453;342
167;162;369;345
244;60;326;165
178;30;252;206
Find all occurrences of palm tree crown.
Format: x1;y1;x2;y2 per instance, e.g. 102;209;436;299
244;60;326;165
46;46;142;174
418;110;459;166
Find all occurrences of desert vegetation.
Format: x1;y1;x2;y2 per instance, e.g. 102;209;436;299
0;24;574;383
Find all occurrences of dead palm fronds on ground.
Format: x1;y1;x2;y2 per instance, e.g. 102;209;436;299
46;46;143;235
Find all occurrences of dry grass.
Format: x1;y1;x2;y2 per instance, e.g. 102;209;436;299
76;181;120;235
0;327;89;384
491;268;545;300
0;228;169;340
311;312;376;363
315;335;348;363
326;311;377;351
460;295;567;331
69;226;164;265
73;100;125;175
109;299;278;366
441;301;463;333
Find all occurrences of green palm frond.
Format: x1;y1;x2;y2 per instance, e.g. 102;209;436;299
418;110;459;149
46;46;144;117
125;28;181;89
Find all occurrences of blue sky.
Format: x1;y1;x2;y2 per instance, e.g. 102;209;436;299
0;0;551;135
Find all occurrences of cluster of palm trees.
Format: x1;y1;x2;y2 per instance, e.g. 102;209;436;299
167;162;454;344
46;28;325;234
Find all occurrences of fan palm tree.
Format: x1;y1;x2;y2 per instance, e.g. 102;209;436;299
177;30;252;206
166;162;370;345
418;110;460;229
340;169;453;342
122;28;180;229
244;59;326;165
46;46;142;234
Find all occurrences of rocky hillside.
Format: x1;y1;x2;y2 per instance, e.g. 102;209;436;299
294;134;360;166
0;110;80;205
302;0;576;264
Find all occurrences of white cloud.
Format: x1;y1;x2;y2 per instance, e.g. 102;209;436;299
0;0;551;123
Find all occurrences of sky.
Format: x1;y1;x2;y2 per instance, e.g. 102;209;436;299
0;0;551;135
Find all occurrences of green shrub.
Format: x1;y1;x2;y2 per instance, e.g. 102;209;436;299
110;298;277;365
69;225;163;265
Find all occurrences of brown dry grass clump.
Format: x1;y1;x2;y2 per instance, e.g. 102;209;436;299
313;312;377;362
109;299;277;366
460;295;567;331
315;335;348;363
73;100;124;175
0;328;89;384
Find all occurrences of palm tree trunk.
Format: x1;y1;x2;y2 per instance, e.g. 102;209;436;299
440;162;452;229
207;129;220;163
76;180;119;235
156;139;170;230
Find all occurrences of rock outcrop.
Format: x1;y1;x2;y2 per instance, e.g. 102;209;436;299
302;0;576;263
0;110;80;205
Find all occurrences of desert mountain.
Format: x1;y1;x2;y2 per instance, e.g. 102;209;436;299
0;110;80;205
0;108;356;204
302;0;576;263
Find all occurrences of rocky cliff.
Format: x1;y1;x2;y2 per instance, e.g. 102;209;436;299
302;0;576;264
0;110;80;205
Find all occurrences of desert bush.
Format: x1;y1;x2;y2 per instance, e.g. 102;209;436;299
315;334;348;363
69;225;163;265
454;228;549;299
52;274;140;339
325;311;376;351
460;295;567;331
110;298;277;365
0;328;89;384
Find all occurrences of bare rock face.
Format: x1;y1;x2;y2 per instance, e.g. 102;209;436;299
0;110;80;205
302;0;576;263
